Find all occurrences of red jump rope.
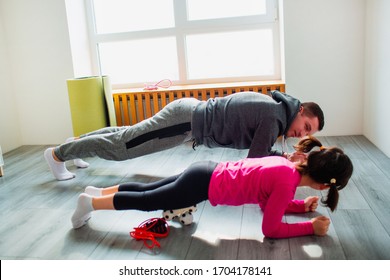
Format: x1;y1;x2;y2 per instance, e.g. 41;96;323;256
130;218;170;249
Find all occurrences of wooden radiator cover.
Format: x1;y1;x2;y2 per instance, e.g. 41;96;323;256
112;82;285;126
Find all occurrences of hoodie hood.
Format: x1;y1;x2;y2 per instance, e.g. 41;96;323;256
270;90;301;136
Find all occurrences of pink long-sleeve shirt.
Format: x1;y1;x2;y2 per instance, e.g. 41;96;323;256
208;157;314;238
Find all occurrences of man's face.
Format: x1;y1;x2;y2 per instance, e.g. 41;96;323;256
286;107;320;138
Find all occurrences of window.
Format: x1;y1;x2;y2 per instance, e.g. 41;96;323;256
85;0;280;88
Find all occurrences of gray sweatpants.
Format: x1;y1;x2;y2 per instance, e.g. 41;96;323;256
55;98;200;161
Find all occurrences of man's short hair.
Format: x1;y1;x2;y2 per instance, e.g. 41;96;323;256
302;102;325;131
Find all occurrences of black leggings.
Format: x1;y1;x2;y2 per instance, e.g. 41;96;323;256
113;161;218;211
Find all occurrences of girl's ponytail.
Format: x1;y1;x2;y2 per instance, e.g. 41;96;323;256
322;179;339;212
293;135;323;153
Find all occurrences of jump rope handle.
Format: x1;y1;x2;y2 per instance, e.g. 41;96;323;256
144;79;172;90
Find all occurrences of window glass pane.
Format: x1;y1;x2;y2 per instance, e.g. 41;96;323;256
93;0;174;34
98;37;179;84
187;0;267;20
186;29;274;80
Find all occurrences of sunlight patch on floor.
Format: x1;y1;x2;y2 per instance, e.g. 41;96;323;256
192;230;237;246
302;244;323;258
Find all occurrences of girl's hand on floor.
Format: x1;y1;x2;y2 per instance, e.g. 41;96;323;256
304;196;319;212
287;151;307;163
311;216;330;236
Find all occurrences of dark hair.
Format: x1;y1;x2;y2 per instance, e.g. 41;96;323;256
294;136;353;211
301;102;325;131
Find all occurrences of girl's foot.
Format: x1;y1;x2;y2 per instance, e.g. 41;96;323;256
71;193;94;229
84;186;102;197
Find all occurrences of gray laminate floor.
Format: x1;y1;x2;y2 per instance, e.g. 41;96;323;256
1;135;390;260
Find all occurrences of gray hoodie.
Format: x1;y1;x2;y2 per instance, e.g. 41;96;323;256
191;90;300;157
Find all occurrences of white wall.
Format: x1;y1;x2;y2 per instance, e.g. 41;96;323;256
65;0;95;78
364;0;390;157
283;0;366;136
0;0;74;153
0;11;21;152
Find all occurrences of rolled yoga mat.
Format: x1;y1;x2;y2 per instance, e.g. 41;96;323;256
67;76;108;137
102;75;117;127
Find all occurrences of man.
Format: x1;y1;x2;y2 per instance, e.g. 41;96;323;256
45;90;324;180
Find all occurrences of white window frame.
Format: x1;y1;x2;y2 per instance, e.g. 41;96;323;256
84;0;281;88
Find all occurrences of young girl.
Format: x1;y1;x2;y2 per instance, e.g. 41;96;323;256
71;136;353;239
